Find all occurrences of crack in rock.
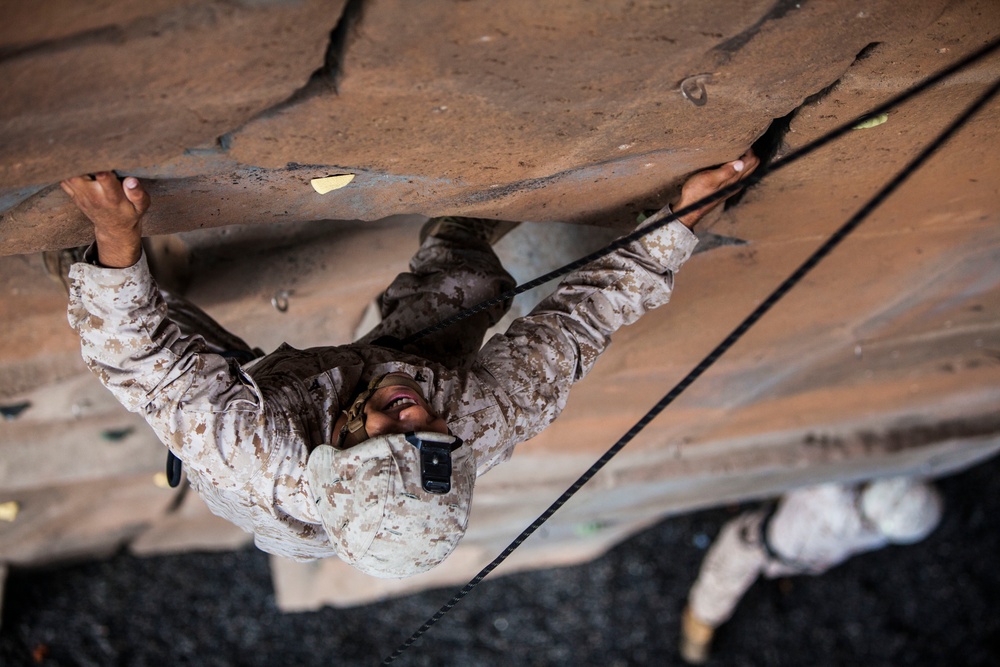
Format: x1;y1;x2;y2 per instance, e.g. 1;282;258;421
726;40;882;208
211;0;367;151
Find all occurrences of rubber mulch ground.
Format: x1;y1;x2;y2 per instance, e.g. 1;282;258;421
2;454;998;666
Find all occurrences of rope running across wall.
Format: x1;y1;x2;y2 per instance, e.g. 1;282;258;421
400;39;1000;348
382;38;1000;664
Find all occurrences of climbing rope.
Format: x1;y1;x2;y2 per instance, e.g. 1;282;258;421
382;38;1000;664
400;37;1000;347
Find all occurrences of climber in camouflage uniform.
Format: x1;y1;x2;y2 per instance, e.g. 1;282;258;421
679;477;943;664
60;152;758;578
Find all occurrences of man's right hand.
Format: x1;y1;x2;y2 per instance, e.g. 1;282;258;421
60;172;150;268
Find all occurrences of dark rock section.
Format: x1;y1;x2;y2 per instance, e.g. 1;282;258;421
713;0;805;61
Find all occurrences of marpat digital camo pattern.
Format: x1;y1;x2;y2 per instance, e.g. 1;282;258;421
67;219;697;566
688;484;893;627
307;434;476;578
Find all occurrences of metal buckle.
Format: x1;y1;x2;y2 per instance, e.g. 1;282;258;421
404;433;463;494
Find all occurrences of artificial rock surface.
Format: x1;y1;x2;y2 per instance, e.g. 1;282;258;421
1;0;999;608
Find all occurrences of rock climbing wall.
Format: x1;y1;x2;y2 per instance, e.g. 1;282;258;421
1;0;999;608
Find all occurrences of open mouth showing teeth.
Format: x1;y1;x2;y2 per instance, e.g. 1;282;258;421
385;396;417;411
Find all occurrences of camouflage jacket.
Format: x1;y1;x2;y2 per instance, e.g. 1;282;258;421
68;220;698;560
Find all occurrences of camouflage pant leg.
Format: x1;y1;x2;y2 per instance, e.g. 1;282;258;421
159;290;261;361
355;227;516;369
687;510;770;628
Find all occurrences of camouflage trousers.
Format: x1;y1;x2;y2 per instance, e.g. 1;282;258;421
162;221;517;370
687;509;808;628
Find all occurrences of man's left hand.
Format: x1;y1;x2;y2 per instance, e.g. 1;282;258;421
673;150;760;229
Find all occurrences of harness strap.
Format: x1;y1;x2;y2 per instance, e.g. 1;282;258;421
758;503;811;572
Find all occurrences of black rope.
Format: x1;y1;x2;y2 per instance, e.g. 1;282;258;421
382;52;1000;664
399;37;1000;347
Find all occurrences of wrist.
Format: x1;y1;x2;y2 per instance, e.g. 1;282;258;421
94;224;143;268
672;199;703;230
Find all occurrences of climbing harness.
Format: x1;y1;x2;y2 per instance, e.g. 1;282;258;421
382;38;1000;664
757;502;813;572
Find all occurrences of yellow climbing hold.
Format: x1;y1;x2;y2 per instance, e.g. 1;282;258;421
310;174;356;194
853;113;889;130
0;501;19;522
153;472;172;489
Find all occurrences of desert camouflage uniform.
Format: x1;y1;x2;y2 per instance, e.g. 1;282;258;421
688;484;890;627
68;218;698;561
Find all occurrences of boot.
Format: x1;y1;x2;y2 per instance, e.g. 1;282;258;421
680;605;715;665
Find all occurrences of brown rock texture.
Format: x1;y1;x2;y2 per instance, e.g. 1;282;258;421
0;0;342;189
1;0;999;606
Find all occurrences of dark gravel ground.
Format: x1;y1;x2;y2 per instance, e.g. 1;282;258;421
3;453;998;667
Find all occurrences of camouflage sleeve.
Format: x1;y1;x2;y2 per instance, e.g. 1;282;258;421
67;250;267;490
474;219;698;464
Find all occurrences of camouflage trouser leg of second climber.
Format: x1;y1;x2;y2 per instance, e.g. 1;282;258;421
355;222;517;369
687;510;771;628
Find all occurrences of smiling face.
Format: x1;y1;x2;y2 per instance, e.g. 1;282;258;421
334;373;448;447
